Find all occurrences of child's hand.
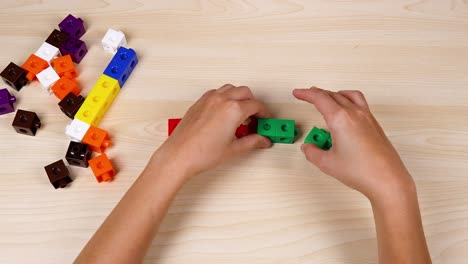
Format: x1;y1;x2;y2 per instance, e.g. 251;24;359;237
294;87;415;202
155;84;271;181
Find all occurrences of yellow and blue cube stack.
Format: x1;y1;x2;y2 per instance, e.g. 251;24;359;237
75;47;138;126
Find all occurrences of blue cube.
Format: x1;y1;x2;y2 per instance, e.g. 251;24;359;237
103;47;138;88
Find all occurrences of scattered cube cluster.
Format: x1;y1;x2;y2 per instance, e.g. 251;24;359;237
0;14;138;189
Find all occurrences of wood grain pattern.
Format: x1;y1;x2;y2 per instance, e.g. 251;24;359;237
0;1;467;263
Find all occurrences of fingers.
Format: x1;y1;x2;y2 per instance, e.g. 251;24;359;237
223;85;254;100
293;87;341;120
329;92;353;108
338;90;369;109
216;84;255;100
217;83;236;93
300;143;330;170
231;134;272;156
238;99;271;119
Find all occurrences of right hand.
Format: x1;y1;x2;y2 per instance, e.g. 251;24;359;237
293;87;415;202
154;84;271;183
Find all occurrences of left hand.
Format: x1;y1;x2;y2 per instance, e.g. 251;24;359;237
153;84;272;182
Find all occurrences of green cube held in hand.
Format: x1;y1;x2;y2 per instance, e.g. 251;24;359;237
257;118;296;144
304;126;332;150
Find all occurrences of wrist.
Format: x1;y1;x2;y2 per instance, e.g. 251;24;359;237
369;174;417;209
145;148;195;186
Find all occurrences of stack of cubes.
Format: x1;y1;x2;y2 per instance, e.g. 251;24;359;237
66;31;137;184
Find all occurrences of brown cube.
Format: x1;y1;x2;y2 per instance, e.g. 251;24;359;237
12;109;41;136
44;160;72;189
45;29;69;48
58;92;84;119
0;62;29;91
65;141;91;168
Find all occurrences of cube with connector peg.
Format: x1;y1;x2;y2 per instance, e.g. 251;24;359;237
44;159;72;189
35;42;60;64
12;109;41;136
82;126;112;153
304;126;332;150
257;118;297;144
0;88;17;115
51;76;80;100
102;29;127;54
36;66;60;94
103;46;138;88
65;141;92;168
60;37;88;64
0;62;29;91
45;29;69;49
89;153;115;183
51;55;78;79
21;54;48;81
58;14;86;39
66;118;90;142
58;92;85;119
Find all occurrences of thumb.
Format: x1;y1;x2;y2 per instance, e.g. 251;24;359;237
301;143;329;168
231;134;272;155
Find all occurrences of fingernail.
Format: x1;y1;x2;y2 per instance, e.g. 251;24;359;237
263;138;272;148
300;144;306;152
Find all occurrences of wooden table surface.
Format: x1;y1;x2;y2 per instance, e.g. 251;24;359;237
0;1;467;263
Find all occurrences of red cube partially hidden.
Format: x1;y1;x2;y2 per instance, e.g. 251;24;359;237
168;118;182;136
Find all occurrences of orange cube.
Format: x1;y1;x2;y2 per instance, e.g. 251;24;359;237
22;54;49;81
51;55;78;78
51;76;80;100
82;126;111;153
89;153;115;183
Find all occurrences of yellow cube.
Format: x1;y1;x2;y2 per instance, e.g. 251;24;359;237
75;75;120;126
74;102;102;126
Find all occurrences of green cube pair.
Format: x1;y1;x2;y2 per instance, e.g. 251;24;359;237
257;118;297;144
304;127;332;150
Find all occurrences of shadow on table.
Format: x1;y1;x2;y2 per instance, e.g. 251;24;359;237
143;154;377;263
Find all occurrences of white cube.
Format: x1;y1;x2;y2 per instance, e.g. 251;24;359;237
66;119;91;142
35;42;60;64
102;29;127;54
36;66;60;93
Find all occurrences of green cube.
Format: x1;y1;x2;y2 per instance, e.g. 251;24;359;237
304;126;332;150
257;118;296;144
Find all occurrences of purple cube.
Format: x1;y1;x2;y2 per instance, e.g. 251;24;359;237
58;14;85;38
60;37;88;64
0;88;17;115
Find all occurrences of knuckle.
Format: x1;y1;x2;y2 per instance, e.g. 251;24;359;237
209;93;224;104
220;83;235;90
239;86;252;94
329;109;351;129
355;108;369;117
335;109;351;121
202;89;216;98
226;101;242;113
